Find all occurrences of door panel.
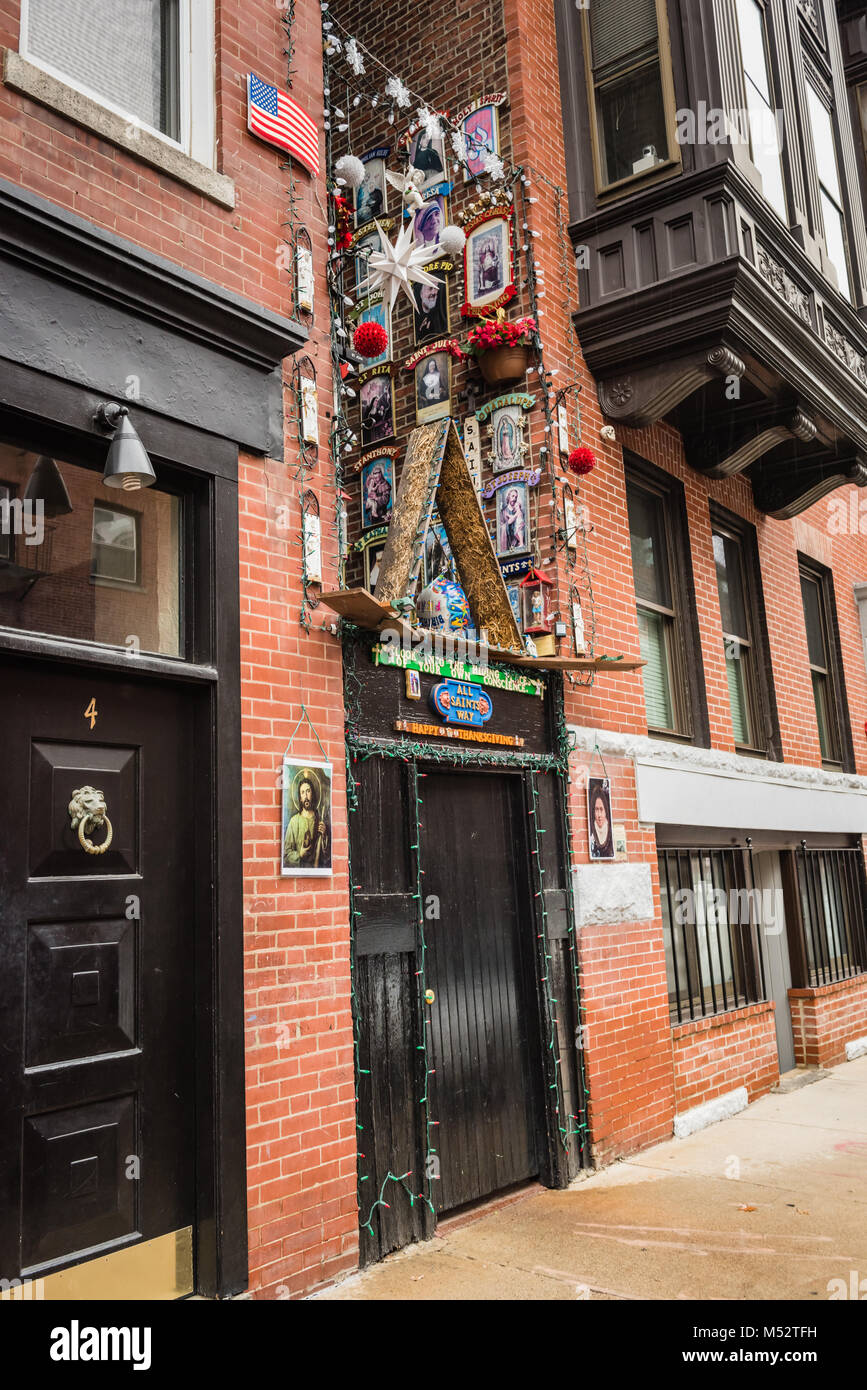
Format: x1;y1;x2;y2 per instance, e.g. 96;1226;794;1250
753;851;795;1073
0;659;196;1285
421;770;542;1212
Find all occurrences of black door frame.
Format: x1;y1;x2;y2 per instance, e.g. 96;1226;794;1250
348;718;588;1263
0;366;246;1299
418;763;548;1211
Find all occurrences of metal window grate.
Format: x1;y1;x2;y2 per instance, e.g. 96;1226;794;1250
797;845;867;986
658;846;766;1024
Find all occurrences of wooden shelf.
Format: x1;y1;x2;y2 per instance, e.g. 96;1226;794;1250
320;590;645;673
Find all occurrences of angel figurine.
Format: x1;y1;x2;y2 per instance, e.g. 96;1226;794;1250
385;166;426;212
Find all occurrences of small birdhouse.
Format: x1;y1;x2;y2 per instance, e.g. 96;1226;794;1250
520;567;554;635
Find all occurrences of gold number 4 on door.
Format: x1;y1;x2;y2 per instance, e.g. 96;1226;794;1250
84;698;98;730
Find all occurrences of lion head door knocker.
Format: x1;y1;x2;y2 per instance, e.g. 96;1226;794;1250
68;786;113;856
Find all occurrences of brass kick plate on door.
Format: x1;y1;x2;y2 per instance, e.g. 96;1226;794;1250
17;1228;193;1301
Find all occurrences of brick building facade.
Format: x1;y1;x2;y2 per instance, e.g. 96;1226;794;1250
0;0;866;1302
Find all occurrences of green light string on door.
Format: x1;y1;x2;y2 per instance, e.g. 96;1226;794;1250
551;678;592;1149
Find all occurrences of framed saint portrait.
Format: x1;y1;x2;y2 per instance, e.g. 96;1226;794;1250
355;155;387;226
490;404;528;472
359;370;395;448
354;298;391;368
413;196;446;251
295;240;314;314
462;103;500;180
563;487;578;552
281;758;333;877
413;270;449;342
409;127;446;190
300;375;319;446
496;481;529;556
361;455;394;529
415;352;451;424
588;776;615;862
464;213;513;314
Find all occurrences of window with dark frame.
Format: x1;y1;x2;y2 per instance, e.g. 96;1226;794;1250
91;503;141;587
626;464;705;742
658;847;767;1024
733;0;787;219
799;558;851;769
0;481;14;563
783;845;867;988
805;80;853;301
582;0;679;192
711;509;778;757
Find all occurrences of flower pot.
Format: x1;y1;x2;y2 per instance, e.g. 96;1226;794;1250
477;345;531;387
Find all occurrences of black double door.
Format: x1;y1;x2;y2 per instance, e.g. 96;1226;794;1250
0;658;196;1287
421;770;543;1212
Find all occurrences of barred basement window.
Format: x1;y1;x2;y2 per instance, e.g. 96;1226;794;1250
796;845;867;986
658;847;767;1024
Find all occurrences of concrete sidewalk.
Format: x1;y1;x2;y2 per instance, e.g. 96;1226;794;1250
317;1056;867;1300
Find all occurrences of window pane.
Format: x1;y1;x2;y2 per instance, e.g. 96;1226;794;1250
820;190;852;300
811;670;833;761
595;61;668;185
26;0;179;139
713;531;748;638
735;0;771;103
627;484;671;607
638;607;674;728
590;0;659;70
725;643;751;745
0;443;182;657
806;84;843;201
745;81;787;219
800;573;826;669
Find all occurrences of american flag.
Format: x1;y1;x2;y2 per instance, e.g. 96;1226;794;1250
247;74;320;177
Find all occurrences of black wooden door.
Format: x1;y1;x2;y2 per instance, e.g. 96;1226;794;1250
421;770;543;1212
0;659;196;1283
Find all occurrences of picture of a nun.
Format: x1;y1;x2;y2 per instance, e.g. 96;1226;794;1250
415;352;450;422
411;128;445;184
413;198;445;249
588;777;615;861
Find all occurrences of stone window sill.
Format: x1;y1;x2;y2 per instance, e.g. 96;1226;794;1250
3;49;235;210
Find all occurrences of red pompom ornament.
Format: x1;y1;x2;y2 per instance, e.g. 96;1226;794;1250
568;446;596;476
353;320;389;358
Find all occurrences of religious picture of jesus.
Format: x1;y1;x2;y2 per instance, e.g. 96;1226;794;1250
281;759;333;876
496;483;528;555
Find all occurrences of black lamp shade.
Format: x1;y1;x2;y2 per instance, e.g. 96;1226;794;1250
22;455;73;517
102;411;156;491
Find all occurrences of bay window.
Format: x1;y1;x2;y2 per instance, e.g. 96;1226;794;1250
583;0;678;191
805;82;853;301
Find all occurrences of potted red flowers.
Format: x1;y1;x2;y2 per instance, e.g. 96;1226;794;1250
465;311;537;386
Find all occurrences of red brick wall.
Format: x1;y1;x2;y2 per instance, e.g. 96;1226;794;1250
789;976;867;1069
0;0;358;1297
672;1003;779;1113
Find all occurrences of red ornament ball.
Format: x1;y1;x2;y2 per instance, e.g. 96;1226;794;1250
568;446;596;476
353;320;389;358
